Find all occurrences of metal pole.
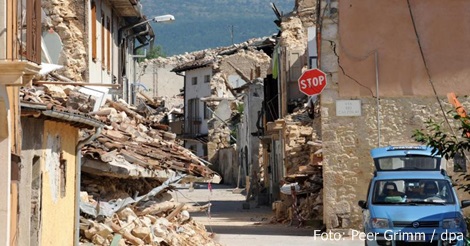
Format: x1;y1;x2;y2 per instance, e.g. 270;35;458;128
230;25;234;45
375;51;381;147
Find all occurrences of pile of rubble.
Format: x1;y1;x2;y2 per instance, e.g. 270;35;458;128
82;97;219;181
20;84;222;245
272;106;323;226
269;5;324;226
139;36;276;68
79;175;218;246
21;84;220;182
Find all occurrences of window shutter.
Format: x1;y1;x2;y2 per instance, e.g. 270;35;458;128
91;2;97;61
101;11;105;70
26;0;41;63
106;16;111;72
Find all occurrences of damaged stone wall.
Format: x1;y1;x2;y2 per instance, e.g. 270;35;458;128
295;0;317;27
207;49;271;169
207;125;231;164
278;1;318;115
271;108;323;225
280;16;308;51
191;41;273;101
280;0;317;51
217;49;271;80
285;121;316;175
269;0;322;227
208;73;231;102
42;0;87;81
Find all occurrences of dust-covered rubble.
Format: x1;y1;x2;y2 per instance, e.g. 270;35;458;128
79;177;219;246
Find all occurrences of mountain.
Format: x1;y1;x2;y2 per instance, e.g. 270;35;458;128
140;0;295;56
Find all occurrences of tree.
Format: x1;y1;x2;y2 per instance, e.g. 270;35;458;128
412;106;470;159
413;98;470;236
136;45;166;62
146;46;166;59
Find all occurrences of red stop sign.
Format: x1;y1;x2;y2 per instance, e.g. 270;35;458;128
298;68;327;96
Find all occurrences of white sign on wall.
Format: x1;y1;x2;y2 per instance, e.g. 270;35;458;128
336;100;362;116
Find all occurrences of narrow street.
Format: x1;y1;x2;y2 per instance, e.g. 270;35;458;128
171;184;363;246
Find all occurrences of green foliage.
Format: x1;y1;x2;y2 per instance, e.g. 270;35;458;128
230;128;238;145
136;46;166;62
237;103;244;114
413;108;470;236
147;46;166;59
412;111;470;160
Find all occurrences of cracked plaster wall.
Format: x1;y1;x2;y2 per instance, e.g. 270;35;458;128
320;0;470;230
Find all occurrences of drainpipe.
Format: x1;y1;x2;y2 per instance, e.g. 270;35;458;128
74;127;102;246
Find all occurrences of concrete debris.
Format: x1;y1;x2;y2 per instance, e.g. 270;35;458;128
79;175;219;246
20;84;221;245
139;36;276;70
271;107;323;226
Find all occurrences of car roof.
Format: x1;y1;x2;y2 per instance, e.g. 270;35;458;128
374;171;449;180
370;146;440;159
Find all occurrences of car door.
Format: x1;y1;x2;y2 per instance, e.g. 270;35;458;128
361;180;373;232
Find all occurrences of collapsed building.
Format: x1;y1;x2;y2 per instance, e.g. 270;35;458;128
168;37;274;189
5;0;324;243
261;0;324;225
20;83;221;245
137;0;324;227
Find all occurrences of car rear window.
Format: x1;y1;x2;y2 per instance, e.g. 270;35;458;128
372;179;455;205
376;156;438;171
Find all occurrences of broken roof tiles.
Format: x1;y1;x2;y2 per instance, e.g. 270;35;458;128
20;85;104;129
20;84;220;183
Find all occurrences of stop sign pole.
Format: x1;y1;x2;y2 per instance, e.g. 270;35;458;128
298;68;327;96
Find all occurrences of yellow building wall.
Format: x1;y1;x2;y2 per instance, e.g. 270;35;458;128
7;86;19;154
40;120;78;246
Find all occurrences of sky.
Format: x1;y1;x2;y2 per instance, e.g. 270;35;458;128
141;0;295;56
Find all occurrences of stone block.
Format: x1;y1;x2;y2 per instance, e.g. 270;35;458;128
299;126;313;136
329;214;339;228
341;218;351;228
96;223;113;239
334;200;351;214
132;226;151;240
117;207;137;221
84;226;97;240
92;234;106;245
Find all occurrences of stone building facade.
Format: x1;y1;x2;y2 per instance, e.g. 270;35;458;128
320;0;470;230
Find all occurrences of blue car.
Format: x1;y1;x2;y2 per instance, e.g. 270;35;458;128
358;146;470;246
